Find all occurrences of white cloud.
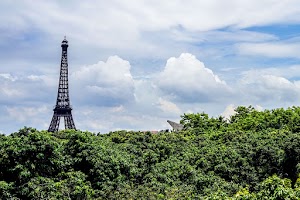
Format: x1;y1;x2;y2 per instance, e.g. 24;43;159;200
237;41;300;58
157;98;181;115
71;56;135;106
6;105;47;122
157;53;231;102
27;74;57;88
5;104;53;133
2;52;300;134
111;105;125;113
0;73;57;105
73;105;172;133
1;0;299;62
0;73;23;100
239;72;300;103
255;105;264;111
133;79;160;113
171;29;277;43
0;73;18;81
2;1;300;135
241;65;300;80
222;104;236;119
1;87;22;97
221;104;264;119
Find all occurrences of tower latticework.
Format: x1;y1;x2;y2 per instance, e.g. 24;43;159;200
48;37;76;132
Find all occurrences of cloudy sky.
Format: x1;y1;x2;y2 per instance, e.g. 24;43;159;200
1;0;300;134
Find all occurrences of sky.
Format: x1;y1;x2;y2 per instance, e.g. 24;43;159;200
1;0;300;134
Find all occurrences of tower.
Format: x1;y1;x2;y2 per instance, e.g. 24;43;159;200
48;36;76;132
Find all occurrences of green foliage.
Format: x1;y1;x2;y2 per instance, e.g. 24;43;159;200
0;181;16;199
181;112;227;132
1;106;300;198
232;175;300;200
26;171;93;200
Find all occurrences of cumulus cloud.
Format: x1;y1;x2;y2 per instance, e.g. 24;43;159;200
0;72;57;133
0;73;57;105
221;104;236;119
73;105;173;133
156;98;181;115
2;52;300;134
2;1;300;135
0;73;18;81
0;73;19;94
5;105;50;131
27;75;53;84
221;104;264;119
6;105;48;122
71;56;134;106
157;53;231;102
239;71;300;103
0;74;23;99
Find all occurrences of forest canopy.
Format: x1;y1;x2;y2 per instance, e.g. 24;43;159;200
1;106;300;199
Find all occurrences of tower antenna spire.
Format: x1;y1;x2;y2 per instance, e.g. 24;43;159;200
48;37;76;132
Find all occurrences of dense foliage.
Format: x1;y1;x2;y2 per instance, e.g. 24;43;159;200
1;106;300;199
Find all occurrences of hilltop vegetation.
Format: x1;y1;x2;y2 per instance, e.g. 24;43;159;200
1;106;300;199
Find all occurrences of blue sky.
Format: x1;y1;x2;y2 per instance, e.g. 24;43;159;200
1;0;300;134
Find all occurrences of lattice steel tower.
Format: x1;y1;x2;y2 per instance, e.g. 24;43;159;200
48;36;76;132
